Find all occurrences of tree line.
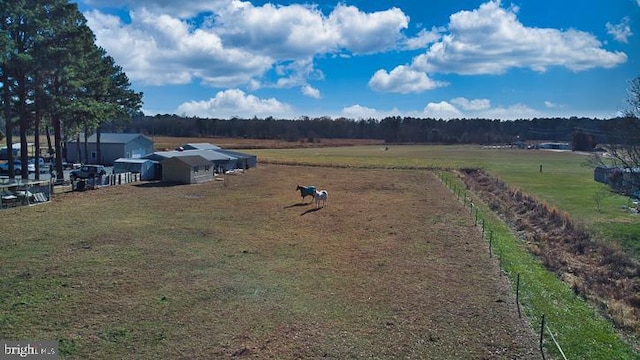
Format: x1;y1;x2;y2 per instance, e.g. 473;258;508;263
122;114;630;150
1;0;142;180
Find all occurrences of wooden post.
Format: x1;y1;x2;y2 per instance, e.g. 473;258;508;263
488;230;492;257
516;274;522;319
540;314;546;360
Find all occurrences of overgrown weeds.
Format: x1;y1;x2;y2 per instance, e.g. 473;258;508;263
459;168;640;335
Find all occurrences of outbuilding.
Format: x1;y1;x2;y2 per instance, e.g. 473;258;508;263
66;133;154;165
161;155;215;184
144;149;235;173
181;143;221;151
113;158;160;181
214;149;257;169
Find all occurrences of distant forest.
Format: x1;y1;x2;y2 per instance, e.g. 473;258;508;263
118;115;627;150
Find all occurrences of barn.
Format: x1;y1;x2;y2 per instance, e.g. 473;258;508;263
66;133;154;165
144;149;235;173
113;158;160;181
161;155;215;184
175;143;257;171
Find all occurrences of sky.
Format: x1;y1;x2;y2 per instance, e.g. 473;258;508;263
75;0;640;120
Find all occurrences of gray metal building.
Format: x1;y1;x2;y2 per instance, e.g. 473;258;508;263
66;133;154;165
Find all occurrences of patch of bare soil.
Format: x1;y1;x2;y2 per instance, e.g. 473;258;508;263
458;168;640;336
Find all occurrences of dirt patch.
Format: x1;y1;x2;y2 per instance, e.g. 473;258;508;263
458;168;640;336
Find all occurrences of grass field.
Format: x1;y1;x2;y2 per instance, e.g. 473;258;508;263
1;166;541;359
249;145;640;257
1;139;639;358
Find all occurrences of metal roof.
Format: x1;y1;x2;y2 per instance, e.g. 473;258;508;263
144;149;233;162
114;158;158;164
163;155;211;167
68;133;151;144
181;143;221;150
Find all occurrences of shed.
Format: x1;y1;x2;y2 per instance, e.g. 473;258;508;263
113;158;160;181
214;149;257;169
144;149;235;173
594;166;615;184
66;133;154;165
161;155;215;184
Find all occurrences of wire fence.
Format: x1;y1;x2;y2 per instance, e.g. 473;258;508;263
436;171;568;360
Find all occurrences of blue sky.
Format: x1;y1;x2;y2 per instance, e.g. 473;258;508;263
76;0;639;120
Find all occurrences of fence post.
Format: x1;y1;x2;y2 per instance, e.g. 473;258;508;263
516;273;522;319
540;314;546;360
488;229;492;257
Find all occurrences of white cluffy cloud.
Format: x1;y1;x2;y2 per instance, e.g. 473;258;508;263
176;89;292;118
301;85;321;99
413;0;626;74
371;0;627;95
85;1;409;88
423;98;538;119
369;65;448;93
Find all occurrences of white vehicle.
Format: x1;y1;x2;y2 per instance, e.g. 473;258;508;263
0;160;36;175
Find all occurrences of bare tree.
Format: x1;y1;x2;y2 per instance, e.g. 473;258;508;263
585;76;640;194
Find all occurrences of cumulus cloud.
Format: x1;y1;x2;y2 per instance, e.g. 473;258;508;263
404;27;445;50
327;5;409;54
369;65;448;93
85;9;273;86
341;105;380;119
412;0;627;75
606;17;633;43
84;1;410;88
423;101;463;118
422;98;539;120
301;85;321;99
176;89;292;118
450;97;491;111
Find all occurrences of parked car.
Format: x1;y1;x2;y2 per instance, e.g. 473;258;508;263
0;160;36;175
28;158;47;173
62;161;82;170
70;165;107;180
28;157;46;167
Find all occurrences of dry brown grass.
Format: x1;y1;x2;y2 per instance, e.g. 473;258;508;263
0;165;539;358
151;136;384;151
459;168;640;335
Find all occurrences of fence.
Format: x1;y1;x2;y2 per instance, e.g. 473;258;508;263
436;171;568;360
72;172;141;191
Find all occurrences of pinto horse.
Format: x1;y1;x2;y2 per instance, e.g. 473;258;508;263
296;185;317;203
314;190;328;208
